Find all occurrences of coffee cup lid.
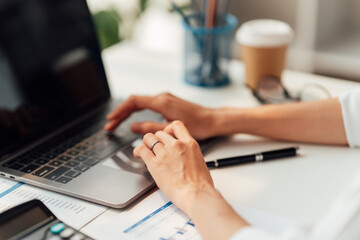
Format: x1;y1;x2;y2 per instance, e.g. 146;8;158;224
236;19;294;47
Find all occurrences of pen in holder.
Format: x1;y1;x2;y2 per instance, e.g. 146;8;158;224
183;14;238;87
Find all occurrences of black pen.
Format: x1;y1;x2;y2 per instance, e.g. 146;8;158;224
206;146;299;169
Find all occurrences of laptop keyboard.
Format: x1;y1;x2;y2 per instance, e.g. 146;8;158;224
1;118;138;184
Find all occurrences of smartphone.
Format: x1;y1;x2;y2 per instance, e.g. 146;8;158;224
0;199;93;240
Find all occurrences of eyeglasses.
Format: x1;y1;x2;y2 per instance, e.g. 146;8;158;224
253;76;332;104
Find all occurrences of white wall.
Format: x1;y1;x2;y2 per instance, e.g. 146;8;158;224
346;0;360;31
316;0;347;47
228;0;299;30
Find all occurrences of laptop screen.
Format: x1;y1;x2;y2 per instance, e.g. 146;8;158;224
0;0;110;158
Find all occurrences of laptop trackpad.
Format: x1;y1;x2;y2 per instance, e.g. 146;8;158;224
102;146;148;175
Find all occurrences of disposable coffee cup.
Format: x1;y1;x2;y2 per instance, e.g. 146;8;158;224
236;20;294;90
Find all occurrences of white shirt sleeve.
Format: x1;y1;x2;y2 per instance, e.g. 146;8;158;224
339;89;360;148
229;227;314;240
229;227;279;240
230;226;311;240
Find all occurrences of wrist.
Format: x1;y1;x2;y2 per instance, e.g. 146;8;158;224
199;107;226;139
183;184;220;218
211;107;251;136
184;185;249;240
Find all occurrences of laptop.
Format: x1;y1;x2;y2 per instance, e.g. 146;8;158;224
0;0;219;208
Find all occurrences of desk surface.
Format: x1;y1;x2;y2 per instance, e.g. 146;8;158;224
82;42;360;236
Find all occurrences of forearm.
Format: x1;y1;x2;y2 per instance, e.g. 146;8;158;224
186;187;248;240
212;98;347;145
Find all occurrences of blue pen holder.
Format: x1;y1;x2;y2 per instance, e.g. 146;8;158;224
183;14;238;87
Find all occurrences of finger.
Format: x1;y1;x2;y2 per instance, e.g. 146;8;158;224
131;122;168;134
104;119;123;131
105;120;167;133
133;144;156;163
154;131;177;146
143;133;164;156
164;121;193;141
107;95;163;120
104;95;163;131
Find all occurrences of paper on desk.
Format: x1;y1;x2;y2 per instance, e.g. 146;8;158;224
83;189;297;240
0;178;108;229
83;190;200;240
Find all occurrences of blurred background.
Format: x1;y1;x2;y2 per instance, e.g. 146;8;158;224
87;0;360;81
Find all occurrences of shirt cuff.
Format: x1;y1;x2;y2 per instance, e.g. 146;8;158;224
229;227;278;240
339;89;360;148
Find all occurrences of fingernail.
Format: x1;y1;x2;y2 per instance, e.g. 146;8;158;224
104;123;112;130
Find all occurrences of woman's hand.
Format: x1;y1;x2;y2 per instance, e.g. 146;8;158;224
105;93;218;140
133;120;215;214
133;121;248;240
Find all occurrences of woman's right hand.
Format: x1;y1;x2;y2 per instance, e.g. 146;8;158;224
133;120;215;214
133;121;249;240
104;93;219;140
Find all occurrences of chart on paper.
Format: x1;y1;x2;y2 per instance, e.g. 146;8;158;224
123;201;201;240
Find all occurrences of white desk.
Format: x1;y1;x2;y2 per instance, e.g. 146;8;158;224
81;42;360;237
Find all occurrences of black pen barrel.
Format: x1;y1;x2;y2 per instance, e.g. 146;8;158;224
206;155;255;168
206;147;299;169
262;147;298;161
219;155;255;166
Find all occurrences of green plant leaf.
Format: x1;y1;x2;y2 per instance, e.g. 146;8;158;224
92;10;122;50
139;0;149;13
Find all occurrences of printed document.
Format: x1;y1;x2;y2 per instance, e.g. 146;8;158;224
83;189;296;240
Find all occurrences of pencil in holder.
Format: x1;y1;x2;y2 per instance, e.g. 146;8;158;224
183;14;238;87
